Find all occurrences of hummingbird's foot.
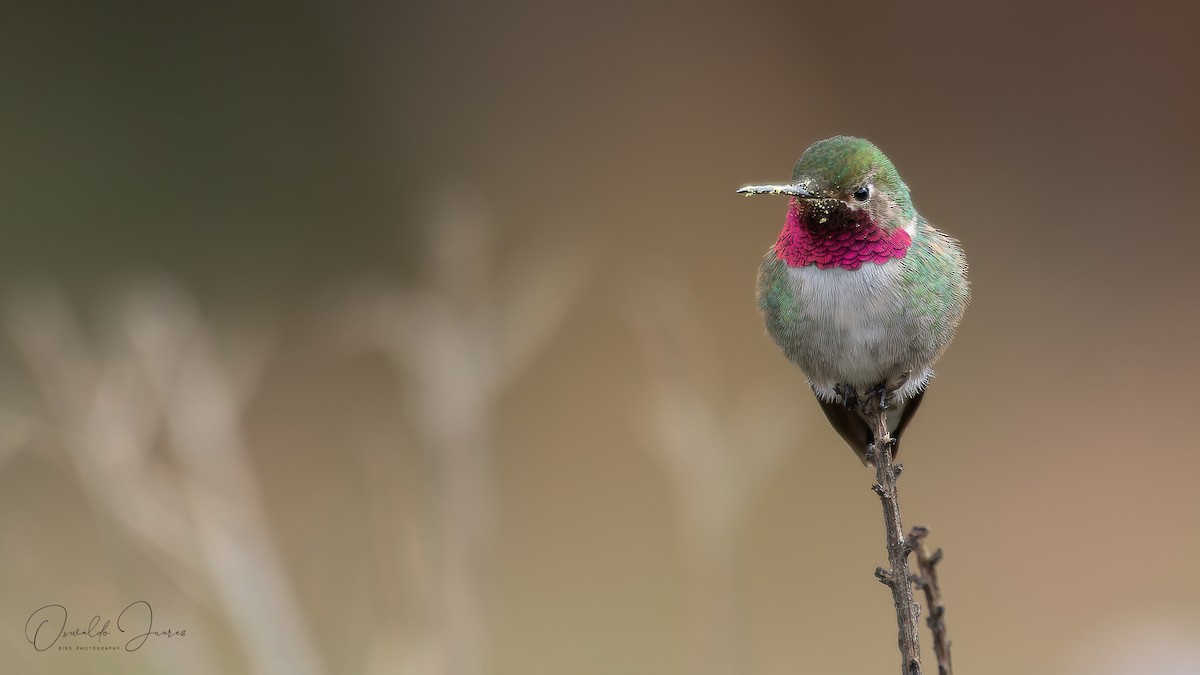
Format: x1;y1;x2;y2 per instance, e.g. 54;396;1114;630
863;381;893;414
834;383;859;411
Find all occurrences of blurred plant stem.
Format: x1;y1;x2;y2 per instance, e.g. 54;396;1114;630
333;187;590;675
626;274;795;675
3;283;321;675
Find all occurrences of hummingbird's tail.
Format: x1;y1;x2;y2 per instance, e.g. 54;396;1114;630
816;388;926;466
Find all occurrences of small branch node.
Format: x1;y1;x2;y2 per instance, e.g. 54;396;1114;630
875;566;895;587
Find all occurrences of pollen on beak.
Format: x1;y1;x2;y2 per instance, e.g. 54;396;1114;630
736;184;813;198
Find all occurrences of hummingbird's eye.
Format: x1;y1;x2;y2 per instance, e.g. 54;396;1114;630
853;186;871;202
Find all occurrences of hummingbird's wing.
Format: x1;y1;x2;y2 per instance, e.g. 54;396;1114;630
815;388;927;466
891;387;925;450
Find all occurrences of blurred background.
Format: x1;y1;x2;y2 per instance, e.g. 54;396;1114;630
3;0;1200;673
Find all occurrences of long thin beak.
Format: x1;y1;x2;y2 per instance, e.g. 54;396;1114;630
736;183;813;198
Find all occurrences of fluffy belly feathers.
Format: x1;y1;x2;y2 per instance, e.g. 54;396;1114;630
759;257;933;403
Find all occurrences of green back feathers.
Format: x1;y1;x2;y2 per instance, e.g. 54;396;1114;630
901;221;970;349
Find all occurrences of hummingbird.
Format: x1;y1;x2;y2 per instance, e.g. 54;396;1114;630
740;136;969;465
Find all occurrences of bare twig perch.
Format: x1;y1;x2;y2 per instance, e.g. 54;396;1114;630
863;397;922;675
910;526;953;675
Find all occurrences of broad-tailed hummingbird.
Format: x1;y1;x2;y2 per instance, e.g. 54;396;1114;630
740;136;969;464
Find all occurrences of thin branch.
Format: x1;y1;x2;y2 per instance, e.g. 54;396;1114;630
864;397;922;675
910;526;953;675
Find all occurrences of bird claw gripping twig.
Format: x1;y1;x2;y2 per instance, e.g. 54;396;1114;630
834;383;860;411
863;380;892;414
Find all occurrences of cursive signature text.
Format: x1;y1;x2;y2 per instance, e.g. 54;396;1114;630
25;601;186;652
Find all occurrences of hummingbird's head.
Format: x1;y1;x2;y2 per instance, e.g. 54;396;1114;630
739;136;916;231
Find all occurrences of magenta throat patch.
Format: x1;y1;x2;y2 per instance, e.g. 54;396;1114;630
774;199;912;270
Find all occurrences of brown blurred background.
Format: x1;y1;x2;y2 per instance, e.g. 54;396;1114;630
3;1;1200;673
